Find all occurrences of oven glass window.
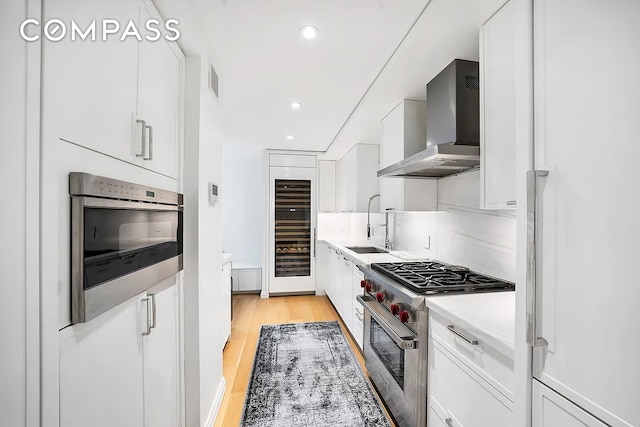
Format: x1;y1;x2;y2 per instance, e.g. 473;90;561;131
370;318;405;390
83;208;183;289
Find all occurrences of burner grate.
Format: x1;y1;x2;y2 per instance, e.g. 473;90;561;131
371;261;514;294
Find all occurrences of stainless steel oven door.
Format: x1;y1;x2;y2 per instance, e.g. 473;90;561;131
71;196;183;323
357;295;423;427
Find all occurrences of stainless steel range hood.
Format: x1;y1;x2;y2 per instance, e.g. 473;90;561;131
378;59;480;178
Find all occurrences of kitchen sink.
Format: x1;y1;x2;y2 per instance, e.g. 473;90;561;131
345;246;389;254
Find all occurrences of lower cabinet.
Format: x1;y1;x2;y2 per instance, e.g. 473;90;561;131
351;266;365;350
60;282;181;427
532;380;607;427
323;245;364;351
315;242;330;296
339;253;353;333
428;311;513;427
143;284;180;427
221;260;232;343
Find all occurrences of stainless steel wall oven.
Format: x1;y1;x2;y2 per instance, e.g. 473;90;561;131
70;173;183;323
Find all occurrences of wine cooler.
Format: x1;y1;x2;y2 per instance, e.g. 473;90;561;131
269;164;316;294
274;179;311;277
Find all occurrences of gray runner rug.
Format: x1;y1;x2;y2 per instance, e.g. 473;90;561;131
240;321;392;427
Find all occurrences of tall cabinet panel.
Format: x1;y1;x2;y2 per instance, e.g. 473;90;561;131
479;0;516;209
268;164;317;294
143;284;180;427
43;0;139;162
530;1;640;426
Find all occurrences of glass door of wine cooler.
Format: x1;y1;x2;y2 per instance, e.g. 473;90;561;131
269;166;316;294
274;179;311;277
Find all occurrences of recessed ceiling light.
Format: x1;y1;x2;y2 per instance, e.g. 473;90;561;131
299;25;319;40
287;135;294;140
290;101;302;109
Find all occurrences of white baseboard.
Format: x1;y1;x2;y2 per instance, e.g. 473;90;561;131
204;377;226;427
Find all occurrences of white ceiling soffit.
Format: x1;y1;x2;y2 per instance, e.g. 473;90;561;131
198;0;431;151
197;0;508;156
324;0;510;160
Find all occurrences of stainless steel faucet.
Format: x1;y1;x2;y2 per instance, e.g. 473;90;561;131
385;208;395;250
366;194;380;240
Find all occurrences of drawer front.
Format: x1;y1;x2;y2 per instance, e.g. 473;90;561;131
429;311;514;399
429;340;513;427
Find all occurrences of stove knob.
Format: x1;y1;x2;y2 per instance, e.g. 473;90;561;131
390;304;400;315
399;310;410;323
375;292;385;303
365;283;372;293
360;280;367;288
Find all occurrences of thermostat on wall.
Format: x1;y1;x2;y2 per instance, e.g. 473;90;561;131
209;182;218;206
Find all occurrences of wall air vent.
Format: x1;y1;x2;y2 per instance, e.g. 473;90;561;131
209;62;219;98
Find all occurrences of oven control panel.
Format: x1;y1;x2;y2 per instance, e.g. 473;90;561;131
70;172;183;205
362;279;418;328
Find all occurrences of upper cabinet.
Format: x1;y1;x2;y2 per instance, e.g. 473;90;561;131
317;160;337;213
42;0;184;180
337;144;379;213
479;1;516;209
380;100;437;211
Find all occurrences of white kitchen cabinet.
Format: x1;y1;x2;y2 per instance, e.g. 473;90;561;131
379;100;437;211
529;1;640;426
351;265;365;350
532;380;607;427
42;0;183;179
60;284;182;427
317;160;337;213
43;0;139;166
143;284;180;427
337;144;379;213
479;0;516;210
428;310;513;427
338;253;353;333
315;241;330;296
59;296;144;427
327;248;341;313
221;258;232;342
136;3;182;178
428;340;513;427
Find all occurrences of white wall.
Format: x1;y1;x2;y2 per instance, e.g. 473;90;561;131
0;1;40;426
221;144;265;268
183;54;226;427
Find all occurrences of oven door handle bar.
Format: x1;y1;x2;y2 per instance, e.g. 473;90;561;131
357;295;417;350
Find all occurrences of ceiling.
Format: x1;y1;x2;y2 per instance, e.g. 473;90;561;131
192;0;508;158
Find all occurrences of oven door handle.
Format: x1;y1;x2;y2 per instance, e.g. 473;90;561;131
357;295;417;350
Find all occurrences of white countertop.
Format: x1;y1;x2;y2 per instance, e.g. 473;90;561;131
319;239;406;266
424;291;515;359
222;252;232;265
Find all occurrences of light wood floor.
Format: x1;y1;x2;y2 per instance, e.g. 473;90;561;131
213;293;395;426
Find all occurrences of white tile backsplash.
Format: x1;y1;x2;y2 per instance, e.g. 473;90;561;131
318;171;516;282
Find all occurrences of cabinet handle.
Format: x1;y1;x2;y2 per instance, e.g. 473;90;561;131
447;324;478;345
135;119;147;157
142;297;152;336
150;293;157;329
144;125;153;160
506;200;516;206
526;170;549;347
313;228;316;258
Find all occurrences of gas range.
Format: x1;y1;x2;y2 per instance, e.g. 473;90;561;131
356;260;514;427
371;260;515;295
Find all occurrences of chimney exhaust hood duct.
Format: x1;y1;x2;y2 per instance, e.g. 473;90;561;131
378;59;480;178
